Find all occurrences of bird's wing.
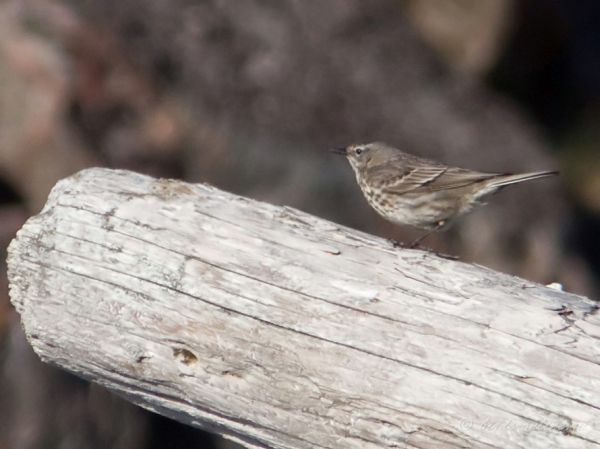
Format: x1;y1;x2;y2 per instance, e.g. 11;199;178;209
369;165;446;194
379;166;498;194
425;168;499;192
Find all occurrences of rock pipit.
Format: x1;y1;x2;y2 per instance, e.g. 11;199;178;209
332;142;558;247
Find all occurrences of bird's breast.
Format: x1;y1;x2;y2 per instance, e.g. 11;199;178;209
356;175;467;229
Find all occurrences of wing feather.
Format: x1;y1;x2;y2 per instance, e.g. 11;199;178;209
376;166;498;195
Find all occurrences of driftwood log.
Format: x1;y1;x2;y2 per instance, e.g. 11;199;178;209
7;168;600;449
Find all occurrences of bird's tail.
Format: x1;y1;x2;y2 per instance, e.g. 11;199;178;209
487;170;559;189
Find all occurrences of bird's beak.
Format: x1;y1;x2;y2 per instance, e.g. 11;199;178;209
330;147;348;156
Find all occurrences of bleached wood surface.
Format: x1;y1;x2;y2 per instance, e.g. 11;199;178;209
7;167;600;449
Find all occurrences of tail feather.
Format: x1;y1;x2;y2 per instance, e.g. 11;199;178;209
487;170;559;189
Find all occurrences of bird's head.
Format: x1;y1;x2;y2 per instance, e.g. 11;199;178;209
331;142;400;173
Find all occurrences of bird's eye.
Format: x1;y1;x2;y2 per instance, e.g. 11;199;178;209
355;147;363;155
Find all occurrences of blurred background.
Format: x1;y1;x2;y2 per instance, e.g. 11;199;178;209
1;0;599;448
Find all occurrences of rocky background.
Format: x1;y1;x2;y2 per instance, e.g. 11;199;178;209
1;1;599;448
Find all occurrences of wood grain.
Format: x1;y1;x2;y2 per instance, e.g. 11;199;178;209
7;168;600;448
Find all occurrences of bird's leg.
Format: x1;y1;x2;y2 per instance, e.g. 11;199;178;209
407;231;433;249
408;221;445;249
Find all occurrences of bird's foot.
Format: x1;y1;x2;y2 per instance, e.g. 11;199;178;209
397;241;459;260
390;239;432;251
389;238;457;260
408;240;422;249
389;239;405;248
416;245;459;260
433;251;459;261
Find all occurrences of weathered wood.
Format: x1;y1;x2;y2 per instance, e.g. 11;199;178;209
7;167;600;449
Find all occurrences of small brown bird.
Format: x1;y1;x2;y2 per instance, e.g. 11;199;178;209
332;142;558;247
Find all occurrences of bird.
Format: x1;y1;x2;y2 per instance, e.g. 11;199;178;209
331;142;558;247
